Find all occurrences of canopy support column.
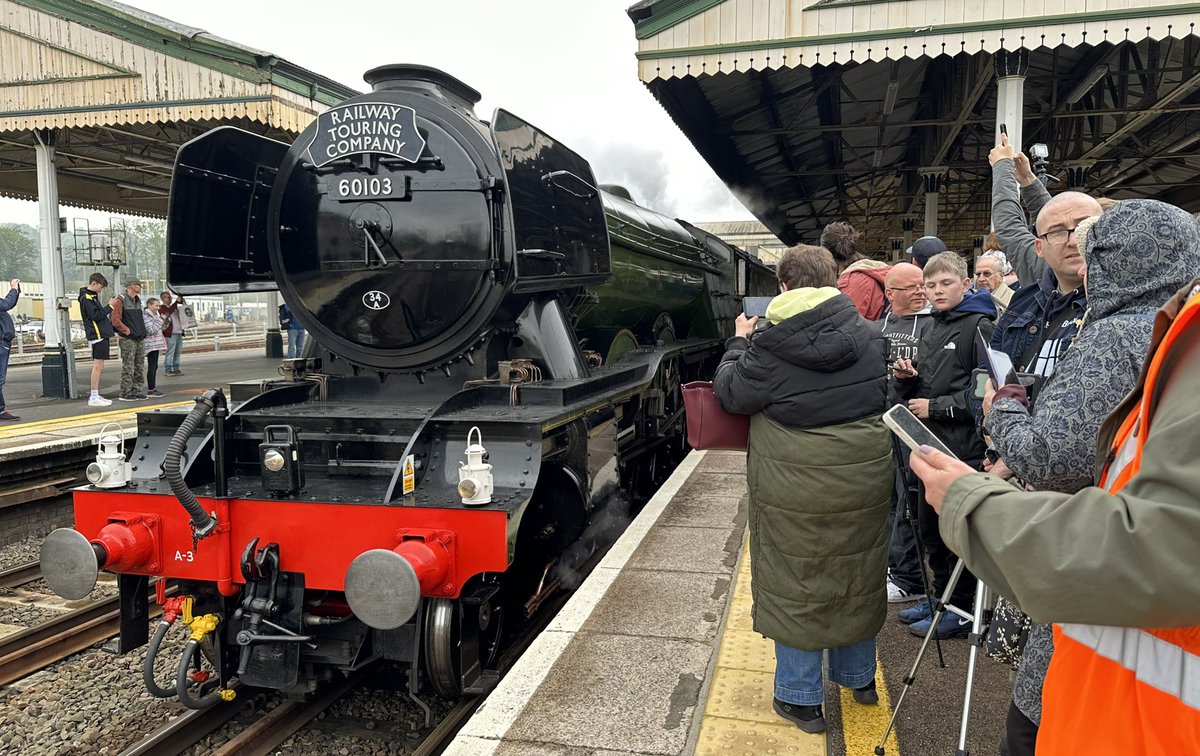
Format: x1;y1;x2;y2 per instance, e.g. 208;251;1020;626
35;128;77;399
994;50;1029;153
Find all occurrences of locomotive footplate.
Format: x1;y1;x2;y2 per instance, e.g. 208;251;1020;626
232;540;308;690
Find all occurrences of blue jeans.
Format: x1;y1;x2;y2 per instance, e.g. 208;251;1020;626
287;327;305;358
0;339;10;413
775;637;877;706
164;333;183;373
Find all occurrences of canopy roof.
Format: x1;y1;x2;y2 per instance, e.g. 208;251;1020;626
0;0;358;217
631;0;1200;251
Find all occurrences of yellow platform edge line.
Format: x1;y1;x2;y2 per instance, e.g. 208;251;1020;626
0;400;193;438
838;651;901;754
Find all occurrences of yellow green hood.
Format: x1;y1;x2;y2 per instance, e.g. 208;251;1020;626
765;287;841;325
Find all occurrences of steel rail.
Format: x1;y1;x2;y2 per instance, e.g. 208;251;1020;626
115;685;253;756
209;672;366;756
0;560;42;590
0;584;172;686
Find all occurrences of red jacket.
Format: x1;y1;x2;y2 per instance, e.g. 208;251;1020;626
837;260;892;320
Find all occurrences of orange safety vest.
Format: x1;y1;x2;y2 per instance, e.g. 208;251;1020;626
1037;288;1200;755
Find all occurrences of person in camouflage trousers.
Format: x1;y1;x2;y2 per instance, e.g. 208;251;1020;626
111;279;147;401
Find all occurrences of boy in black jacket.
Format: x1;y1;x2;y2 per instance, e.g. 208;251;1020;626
78;272;115;407
892;251;996;638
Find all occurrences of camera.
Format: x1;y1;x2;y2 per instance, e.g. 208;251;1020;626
1029;142;1059;186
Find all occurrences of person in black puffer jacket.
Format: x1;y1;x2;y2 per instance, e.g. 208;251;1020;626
714;245;892;735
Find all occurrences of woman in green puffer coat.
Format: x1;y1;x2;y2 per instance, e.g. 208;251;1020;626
714;244;893;734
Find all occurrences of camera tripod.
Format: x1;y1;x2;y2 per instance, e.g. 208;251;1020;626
874;558;995;756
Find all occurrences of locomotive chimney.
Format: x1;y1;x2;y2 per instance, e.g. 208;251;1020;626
363;64;481;114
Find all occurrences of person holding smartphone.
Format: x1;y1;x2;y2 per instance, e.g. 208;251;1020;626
878;262;933;604
891;250;997;640
713;244;891;734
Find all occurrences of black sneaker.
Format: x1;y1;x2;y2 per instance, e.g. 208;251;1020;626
853;681;879;705
773;698;826;733
0;411;20;421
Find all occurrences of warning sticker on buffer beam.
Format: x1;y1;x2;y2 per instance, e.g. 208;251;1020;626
307;102;426;168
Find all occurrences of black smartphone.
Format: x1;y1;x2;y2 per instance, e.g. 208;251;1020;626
742;296;773;319
1000;123;1008;136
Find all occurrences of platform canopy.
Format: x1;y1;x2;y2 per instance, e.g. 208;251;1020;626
629;0;1200;251
0;0;358;218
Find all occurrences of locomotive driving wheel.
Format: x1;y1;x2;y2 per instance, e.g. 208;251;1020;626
423;596;503;699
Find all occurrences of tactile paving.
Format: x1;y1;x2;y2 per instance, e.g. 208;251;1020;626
695;716;826;755
704;666;779;723
714;627;776;673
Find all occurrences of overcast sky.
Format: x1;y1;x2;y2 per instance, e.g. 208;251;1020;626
0;0;752;228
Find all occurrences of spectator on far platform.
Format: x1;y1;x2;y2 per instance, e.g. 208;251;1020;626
111;279;147;402
714;244;891;735
142;298;166;398
0;278;21;421
79;273;114;407
159;290;187;376
279;303;306;358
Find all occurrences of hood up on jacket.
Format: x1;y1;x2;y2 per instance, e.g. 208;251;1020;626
933;286;998;321
1084;199;1200;321
841;258;891;280
755;290;876;373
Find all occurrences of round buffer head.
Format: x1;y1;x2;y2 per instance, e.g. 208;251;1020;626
343;549;421;630
40;528;100;600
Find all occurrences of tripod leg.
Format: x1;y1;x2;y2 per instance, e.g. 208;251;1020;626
874;560;967;755
954;578;993;756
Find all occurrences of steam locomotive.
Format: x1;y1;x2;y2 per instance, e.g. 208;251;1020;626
40;64;775;708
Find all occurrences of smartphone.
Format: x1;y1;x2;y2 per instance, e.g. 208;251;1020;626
742;296;773;319
1000;123;1008;136
971;368;990;400
883;404;956;458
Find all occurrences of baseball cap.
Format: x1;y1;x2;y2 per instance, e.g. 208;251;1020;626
907;236;949;267
126;279;143;287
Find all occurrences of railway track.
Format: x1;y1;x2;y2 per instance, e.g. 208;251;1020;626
0;560;42;590
0;588;126;687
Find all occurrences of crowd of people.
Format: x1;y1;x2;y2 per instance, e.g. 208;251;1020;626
79;274;190;405
715;136;1200;754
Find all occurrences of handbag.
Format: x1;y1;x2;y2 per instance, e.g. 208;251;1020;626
682;381;750;451
984;595;1033;669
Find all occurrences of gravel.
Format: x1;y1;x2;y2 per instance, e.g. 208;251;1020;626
0;625;190;755
0;533;50;571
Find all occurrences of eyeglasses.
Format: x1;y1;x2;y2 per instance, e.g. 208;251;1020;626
975;270;999;278
1038;227;1078;246
886;285;923;295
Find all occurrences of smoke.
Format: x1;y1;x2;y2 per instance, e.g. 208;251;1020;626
578;139;674;214
550;484;634;591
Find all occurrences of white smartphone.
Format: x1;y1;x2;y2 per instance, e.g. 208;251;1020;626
883;404;957;458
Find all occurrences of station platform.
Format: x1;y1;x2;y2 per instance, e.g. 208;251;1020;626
448;450;1012;756
0;350;282;460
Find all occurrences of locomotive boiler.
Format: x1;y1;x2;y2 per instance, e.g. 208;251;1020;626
40;64;775;707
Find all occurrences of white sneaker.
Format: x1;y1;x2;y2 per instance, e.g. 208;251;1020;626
88;396;112;407
887;579;924;604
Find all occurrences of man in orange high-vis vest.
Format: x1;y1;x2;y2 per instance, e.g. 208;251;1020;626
910;278;1200;754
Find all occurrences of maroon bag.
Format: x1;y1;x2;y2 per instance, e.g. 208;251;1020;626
682;381;750;451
